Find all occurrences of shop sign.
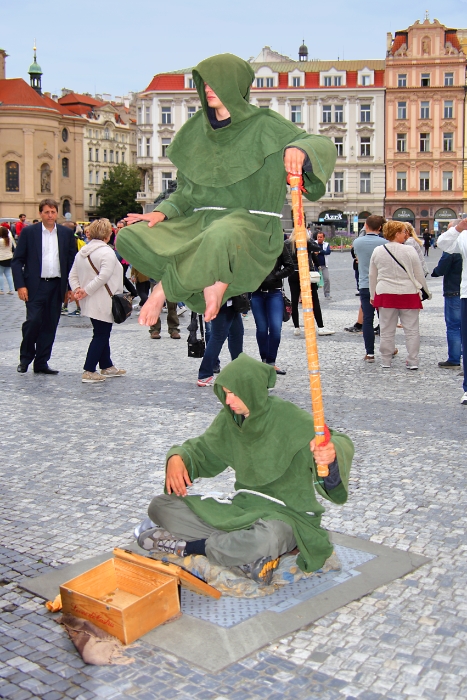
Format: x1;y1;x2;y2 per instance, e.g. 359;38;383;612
318;210;346;223
434;208;456;220
393;208;415;221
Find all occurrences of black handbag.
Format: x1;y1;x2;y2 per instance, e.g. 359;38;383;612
187;312;205;358
87;256;133;324
231;293;251;314
282;291;292;322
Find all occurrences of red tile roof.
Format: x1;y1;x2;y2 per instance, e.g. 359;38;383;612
445;32;461;51
305;72;319;88
390;34;407;55
58;92;105;107
346;71;358;88
0;78;59;112
374;70;385;87
144;74;185;91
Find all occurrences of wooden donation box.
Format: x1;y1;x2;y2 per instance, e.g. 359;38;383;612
60;548;221;644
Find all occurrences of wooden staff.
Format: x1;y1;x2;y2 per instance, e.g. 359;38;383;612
288;175;329;477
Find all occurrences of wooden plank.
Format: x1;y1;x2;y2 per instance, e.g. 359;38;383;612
113;548;222;600
122;578;180;644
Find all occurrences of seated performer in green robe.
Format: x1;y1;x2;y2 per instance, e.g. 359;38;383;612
135;354;354;585
118;53;336;323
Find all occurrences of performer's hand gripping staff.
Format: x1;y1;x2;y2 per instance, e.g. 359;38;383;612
288;174;330;477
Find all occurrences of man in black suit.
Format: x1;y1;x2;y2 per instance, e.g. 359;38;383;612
12;199;77;374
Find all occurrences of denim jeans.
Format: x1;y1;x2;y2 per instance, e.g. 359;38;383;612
360;288;376;355
461;299;467;392
251;289;284;364
444;296;462;365
83;318;113;372
198;304;243;380
0;264;14;292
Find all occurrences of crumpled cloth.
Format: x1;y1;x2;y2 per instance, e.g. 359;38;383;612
147;549;342;598
57;614;134;665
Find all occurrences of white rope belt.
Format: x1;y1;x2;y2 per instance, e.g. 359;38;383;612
193;207;282;218
199;488;316;516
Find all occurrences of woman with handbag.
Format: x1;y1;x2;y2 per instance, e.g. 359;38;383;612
369;221;431;370
0;226;15;294
69;219;127;383
286;234;334;337
250;242;294;375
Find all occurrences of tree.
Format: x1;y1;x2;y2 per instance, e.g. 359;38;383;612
95;163;143;222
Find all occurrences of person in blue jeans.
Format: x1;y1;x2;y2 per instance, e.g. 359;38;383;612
251;242;294;375
431;251;462;368
197;301;244;386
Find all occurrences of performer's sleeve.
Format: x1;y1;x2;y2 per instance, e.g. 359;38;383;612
153;172;193;220
166;435;228;482
284;134;337;202
314;428;354;505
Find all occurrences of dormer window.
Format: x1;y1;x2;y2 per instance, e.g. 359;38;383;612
292;77;301;87
361;75;370;86
256;78;264;88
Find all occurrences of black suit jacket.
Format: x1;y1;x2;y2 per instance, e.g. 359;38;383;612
12;223;77;302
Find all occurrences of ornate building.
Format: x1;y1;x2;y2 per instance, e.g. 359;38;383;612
385;18;466;234
0;48;84;221
135;46;386;230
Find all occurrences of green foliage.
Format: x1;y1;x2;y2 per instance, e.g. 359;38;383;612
95;163;143;222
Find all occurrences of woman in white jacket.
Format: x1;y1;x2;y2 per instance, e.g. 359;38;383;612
69;218;126;383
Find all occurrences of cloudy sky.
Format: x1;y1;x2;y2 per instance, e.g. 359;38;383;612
2;0;466;97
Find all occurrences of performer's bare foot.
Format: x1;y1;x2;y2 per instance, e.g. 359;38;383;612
204;281;228;322
139;283;166;326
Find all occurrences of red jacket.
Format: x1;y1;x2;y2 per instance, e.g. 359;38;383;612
15;221;26;236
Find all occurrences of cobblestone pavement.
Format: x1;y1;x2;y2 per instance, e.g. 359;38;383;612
1;248;466;700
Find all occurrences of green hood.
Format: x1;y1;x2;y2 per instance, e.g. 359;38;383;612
202;354;315;487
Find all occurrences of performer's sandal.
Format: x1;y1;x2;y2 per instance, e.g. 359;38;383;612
240;555;280;586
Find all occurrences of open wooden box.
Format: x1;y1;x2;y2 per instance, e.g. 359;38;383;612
60;548;221;644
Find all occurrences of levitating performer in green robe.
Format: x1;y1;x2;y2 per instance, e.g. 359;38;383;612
135;354;354;585
118;53;336;323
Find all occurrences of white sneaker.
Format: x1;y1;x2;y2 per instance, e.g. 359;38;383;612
177;304;188;316
317;327;335;336
293;328;301;336
461;392;467;405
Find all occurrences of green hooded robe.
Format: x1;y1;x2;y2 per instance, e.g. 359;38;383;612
117;54;337;313
165;354;354;572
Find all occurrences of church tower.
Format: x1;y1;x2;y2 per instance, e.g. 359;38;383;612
28;43;42;95
298;40;308;61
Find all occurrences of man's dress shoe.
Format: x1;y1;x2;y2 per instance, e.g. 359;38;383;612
33;366;59;375
17;364;28;373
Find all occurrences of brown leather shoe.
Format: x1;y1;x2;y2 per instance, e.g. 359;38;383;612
150;331;161;339
170;331;181;339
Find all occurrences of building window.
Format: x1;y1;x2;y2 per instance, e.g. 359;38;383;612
266;78;274;87
324;76;332;86
162;171;172;191
334;105;343;123
121;151;125;163
444;100;453;119
334;172;344;193
292;76;301;87
360;172;371;193
104;128;110;140
186;78;194;88
322;105;331;123
419;171;430;190
137;107;142;124
137;139;142;157
397;102;407;119
256;78;264;88
360;104;371;122
334;76;342;87
103;171;107;180
396;133;407;152
103;149;107;162
96;195;100;207
187;106;196;118
442;171;453;191
95;171;99;185
420;101;430;119
115;152;119;164
62;128;68;142
398;74;407;87
396;172;407;191
145;138;151;157
326;179;331;193
89;194;93;206
291;105;302;123
360;137;371;157
115;134;119;142
443;132;453;151
334;137;343;157
88;128;92;138
94;130;98;139
62;157;69;178
89;170;93;184
145;106;151;123
162;138;171;157
5;161;19;192
420;73;430;87
161;106;172;124
110;150;114;163
95;148;99;161
444;72;454;86
420;133;430;152
89;147;93;161
62;199;70;216
361;75;370;86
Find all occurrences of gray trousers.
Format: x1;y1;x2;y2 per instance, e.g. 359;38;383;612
148;494;296;567
320;266;331;296
379;307;420;366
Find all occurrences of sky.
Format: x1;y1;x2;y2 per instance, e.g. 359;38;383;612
2;0;467;98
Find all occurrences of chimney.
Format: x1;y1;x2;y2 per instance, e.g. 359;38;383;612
0;48;8;80
102;92;111;102
386;33;393;52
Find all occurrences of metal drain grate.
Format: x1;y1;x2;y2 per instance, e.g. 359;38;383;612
180;544;375;628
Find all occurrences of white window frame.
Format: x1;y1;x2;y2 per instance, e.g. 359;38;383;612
420;101;430;119
334;171;344;194
397;74;407;87
291;105;302;123
397;102;407;119
444;101;453;119
360;104;371;123
161;106;172;125
396;172;407;191
444;72;454;87
419;171;430;191
396;133;407;152
334;137;343;157
334;105;343;123
442;171;453;191
360;172;371;193
443;132;453;152
360;137;371;157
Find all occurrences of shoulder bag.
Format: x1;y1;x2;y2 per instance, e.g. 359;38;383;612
282;289;292;322
383;245;430;301
87;255;133;324
231;293;251;314
187;311;205;357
